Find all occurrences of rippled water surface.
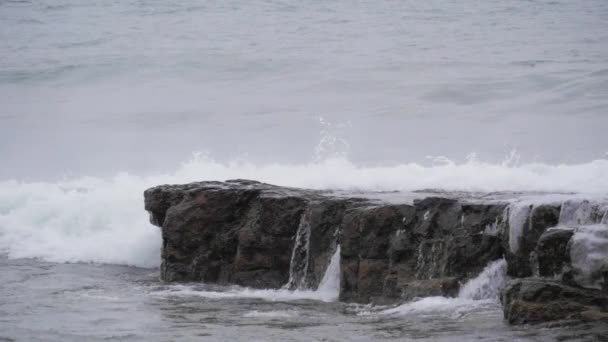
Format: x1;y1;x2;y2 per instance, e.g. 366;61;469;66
2;1;608;340
1;0;608;179
4;257;607;342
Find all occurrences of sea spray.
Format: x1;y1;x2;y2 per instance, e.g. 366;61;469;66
0;175;161;268
2;154;608;267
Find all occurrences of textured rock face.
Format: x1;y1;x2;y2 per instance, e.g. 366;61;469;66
502;204;561;278
145;180;506;299
501;279;608;325
340;199;505;303
145;180;352;289
144;179;608;326
535;228;573;278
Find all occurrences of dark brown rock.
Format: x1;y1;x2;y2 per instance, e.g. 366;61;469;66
501;278;608;325
145;179;608;329
535;228;574;277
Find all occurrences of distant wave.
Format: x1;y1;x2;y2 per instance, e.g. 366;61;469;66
1;154;607;267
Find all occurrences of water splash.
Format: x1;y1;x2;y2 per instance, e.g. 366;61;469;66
153;246;342;303
316;245;341;301
2;154;608;267
313;117;351;162
458;259;508;300
367;259;508;318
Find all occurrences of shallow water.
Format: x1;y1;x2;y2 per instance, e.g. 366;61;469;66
3;256;606;342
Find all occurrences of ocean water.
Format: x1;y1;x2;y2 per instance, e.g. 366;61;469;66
1;0;608;340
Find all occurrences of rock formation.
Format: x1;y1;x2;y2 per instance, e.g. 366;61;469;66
144;180;608;326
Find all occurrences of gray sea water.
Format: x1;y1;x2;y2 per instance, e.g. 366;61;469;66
2;0;608;341
4;255;608;342
2;0;608;179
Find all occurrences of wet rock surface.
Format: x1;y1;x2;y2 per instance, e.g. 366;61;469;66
502;278;608;325
144;180;608;326
339;199;505;303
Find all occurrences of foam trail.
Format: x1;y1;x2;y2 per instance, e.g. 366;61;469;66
243;310;297;318
152;246;342;303
1;154;608;267
151;285;329;302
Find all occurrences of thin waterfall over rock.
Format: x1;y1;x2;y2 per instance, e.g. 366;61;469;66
459;259;508;300
550;200;608;289
559;200;598;227
507;203;532;253
285;209;312;290
315;245;341;301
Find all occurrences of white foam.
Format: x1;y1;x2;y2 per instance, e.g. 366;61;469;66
243;310;297;318
458;259;508;300
371;296;497;319
149;246;341;302
1;154;607;267
173;154;608;194
0;175;160;268
151;284;337;303
151;285;323;301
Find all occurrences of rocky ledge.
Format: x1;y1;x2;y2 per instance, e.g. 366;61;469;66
144;179;608;325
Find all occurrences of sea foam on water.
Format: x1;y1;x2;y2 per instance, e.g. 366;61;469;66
1;155;608;268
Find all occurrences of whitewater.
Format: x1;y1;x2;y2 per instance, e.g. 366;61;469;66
2;0;608;340
2;154;608;267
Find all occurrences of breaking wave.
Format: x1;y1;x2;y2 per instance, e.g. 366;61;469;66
1;154;607;267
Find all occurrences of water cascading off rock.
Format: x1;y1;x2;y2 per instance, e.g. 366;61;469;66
144;180;608;325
